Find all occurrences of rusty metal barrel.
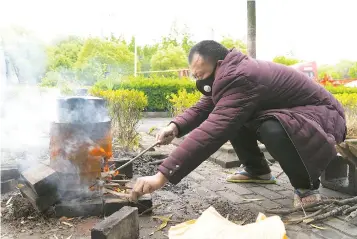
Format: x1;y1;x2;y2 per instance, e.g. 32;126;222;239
49;96;112;189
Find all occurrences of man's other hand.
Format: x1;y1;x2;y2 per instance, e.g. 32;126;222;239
130;172;168;201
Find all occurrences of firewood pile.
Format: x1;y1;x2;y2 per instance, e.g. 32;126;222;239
266;196;357;224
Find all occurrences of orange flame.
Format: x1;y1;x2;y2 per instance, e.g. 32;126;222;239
89;146;106;157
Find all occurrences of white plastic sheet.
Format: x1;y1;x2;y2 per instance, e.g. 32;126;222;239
168;206;287;239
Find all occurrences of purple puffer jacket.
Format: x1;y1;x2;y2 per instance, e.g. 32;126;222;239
158;49;346;187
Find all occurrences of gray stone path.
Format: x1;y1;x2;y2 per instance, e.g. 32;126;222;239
139;132;357;239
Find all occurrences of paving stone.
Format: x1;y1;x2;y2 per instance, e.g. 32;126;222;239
201;181;227;192
194;186;220;199
249;186;285;200
275;198;293;207
277;189;293;197
324;218;357;237
91;206;139;239
20;185;60;212
263;183;287;192
21;164;59;196
320;187;349;199
223;183;254;195
55;198;103;218
1;179;17;194
216;190;245;203
287;231;323;239
187;171;206;182
254;198;281;209
312;224;354;239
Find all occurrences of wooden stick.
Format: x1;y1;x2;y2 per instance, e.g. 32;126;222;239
104;188;131;199
104;183;132;190
306;205;350;224
149;159;165;165
288;204;332;223
110;179;130;183
112;142;159;173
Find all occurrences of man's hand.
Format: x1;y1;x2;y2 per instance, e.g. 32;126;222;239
130;172;168;201
156;123;178;145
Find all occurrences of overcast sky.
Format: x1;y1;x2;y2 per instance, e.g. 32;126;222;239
0;0;356;64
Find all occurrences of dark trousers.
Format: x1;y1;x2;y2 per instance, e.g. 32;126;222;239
230;119;320;190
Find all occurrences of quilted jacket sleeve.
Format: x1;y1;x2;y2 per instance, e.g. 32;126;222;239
158;77;266;184
171;96;214;137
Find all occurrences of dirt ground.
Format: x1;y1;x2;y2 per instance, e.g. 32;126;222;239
1;154;259;239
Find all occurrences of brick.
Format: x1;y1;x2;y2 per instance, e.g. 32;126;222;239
91;206;139;239
20;185;59;212
1;179;17;194
1;165;20;181
249;186;285;200
104;194;153;216
21;164;59;196
324;218;357;237
55;198;103;217
223;183;254;195
286;231;323;239
103;198;130;217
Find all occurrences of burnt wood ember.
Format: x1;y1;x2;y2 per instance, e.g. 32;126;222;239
21;163;59;196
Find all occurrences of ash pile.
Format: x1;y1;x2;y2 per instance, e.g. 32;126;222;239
2;96;152;219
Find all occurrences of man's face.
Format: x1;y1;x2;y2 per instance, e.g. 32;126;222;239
190;53;215;80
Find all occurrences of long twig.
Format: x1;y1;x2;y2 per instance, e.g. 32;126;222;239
345;208;357;221
139;203;162;216
343;204;357;215
306;205;350;224
266;196;357;215
288;204;332;223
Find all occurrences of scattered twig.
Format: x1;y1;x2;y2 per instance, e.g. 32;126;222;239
61;221;73;227
66;235;73;239
139;203;162;216
53;235;59;239
288;204;332;223
6;197;13;206
345;208;357;221
109;179;130;183
266;196;357;215
242;198;264;202
343;205;357;215
305;205;350;224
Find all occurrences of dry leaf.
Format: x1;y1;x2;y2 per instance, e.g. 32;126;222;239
310;224;326;230
153;214;173;232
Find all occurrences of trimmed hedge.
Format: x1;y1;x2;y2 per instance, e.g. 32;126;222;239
93;76;196;111
92;77;357;112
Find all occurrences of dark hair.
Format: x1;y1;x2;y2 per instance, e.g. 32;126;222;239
188;40;229;66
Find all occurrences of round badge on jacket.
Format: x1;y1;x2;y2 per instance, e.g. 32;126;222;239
203;85;211;92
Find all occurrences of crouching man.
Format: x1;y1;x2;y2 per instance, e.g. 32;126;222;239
131;40;346;208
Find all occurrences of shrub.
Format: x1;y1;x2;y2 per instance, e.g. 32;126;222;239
345;109;357;139
325;86;357;94
90;88;148;151
333;93;357;110
93;76;196;111
168;89;201;116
